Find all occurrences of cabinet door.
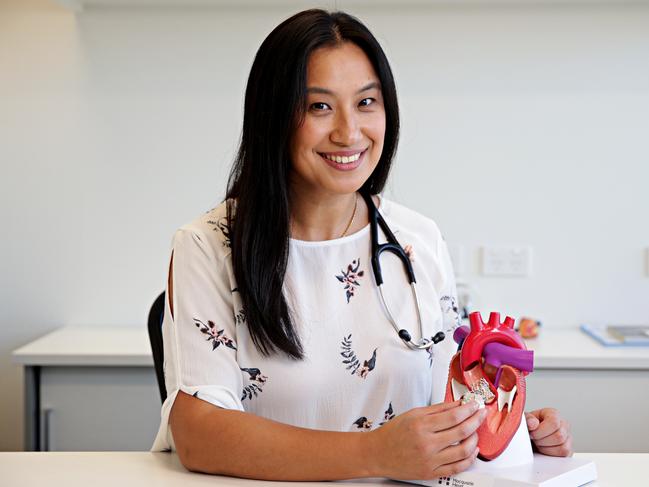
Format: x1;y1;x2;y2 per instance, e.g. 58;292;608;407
526;369;649;453
40;366;161;451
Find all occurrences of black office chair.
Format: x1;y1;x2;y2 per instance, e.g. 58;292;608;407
148;292;167;404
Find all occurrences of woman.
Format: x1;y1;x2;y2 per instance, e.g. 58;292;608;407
152;9;572;480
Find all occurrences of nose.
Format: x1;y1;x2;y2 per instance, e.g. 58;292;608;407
330;107;362;147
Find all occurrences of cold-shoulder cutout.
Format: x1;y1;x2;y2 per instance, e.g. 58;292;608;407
168;251;174;320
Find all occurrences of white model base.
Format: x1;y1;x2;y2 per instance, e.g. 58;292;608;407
403;454;597;487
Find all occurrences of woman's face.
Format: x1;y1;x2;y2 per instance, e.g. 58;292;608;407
289;42;386;198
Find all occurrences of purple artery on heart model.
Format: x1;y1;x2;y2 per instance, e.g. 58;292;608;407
453;325;534;387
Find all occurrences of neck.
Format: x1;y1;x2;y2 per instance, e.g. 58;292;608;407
289;187;358;241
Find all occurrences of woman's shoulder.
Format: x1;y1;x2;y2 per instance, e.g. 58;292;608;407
173;200;233;258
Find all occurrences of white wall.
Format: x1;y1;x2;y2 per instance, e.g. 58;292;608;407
1;0;648;450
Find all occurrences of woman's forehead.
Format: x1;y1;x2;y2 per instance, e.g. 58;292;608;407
306;42;380;94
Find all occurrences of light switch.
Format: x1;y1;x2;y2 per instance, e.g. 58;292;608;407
481;246;533;277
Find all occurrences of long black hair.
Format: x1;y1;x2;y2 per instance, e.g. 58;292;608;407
225;9;400;359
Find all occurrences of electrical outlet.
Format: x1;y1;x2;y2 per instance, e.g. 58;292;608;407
481;246;533;277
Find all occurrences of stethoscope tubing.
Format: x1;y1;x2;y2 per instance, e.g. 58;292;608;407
360;191;445;350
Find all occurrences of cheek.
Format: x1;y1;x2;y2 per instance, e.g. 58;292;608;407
290;126;317;172
369;114;386;150
368;118;386;164
295;119;327;151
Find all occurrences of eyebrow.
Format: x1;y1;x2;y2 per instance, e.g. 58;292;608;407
306;81;380;95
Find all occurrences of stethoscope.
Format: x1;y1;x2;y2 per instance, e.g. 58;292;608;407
360;191;446;351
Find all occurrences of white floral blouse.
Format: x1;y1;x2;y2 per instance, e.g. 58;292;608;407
151;195;461;451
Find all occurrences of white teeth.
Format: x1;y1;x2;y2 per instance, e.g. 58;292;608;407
452;378;469;401
497;385;517;412
323;152;362;164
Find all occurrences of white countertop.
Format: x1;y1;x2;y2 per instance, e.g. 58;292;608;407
0;452;641;487
11;325;649;369
11;325;153;366
524;328;649;370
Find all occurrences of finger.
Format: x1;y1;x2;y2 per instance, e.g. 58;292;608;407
435;408;487;445
529;416;565;441
436;432;479;465
534;431;568;447
405;402;458;420
528;413;562;441
426;401;483;432
432;447;480;479
529;407;558;425
424;400;463;415
525;413;540;431
407;401;461;422
412;400;464;418
533;421;570;447
536;440;573;458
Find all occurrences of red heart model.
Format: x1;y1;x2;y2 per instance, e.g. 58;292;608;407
444;311;533;460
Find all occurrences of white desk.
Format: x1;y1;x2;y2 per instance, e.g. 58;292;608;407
12;326;159;452
12;326;649;452
0;452;641;487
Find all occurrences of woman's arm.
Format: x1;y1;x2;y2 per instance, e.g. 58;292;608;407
170;391;486;481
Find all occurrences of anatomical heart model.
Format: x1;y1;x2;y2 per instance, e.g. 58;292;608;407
445;311;534;461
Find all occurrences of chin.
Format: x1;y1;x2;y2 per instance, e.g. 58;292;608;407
334;168;378;193
328;180;368;196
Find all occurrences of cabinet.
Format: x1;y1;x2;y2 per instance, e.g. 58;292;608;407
13;326;649;452
13;326;160;451
526;368;649;452
523;329;649;453
38;366;159;451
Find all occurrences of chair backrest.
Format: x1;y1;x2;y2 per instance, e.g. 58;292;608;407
147;292;167;403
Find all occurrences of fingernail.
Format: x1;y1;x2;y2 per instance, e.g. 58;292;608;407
461;393;485;412
460;395;477;411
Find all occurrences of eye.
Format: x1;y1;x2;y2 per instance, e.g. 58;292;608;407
309;102;331;111
359;98;376;107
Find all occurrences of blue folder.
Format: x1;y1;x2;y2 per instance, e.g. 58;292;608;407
580;323;649;347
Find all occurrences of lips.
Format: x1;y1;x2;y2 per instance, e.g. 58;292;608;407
318;149;367;172
444;311;534;461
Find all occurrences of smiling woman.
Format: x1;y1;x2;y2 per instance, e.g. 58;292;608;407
290;43;386;205
224;10;399;360
152;8;572;482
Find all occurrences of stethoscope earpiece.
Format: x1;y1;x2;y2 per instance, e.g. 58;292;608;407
398;329;412;342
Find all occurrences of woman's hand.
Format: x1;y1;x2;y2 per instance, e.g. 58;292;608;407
525;408;573;457
367;400;486;480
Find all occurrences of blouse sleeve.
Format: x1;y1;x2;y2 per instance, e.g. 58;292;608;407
431;236;462;405
152;226;244;451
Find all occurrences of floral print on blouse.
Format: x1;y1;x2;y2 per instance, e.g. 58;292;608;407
336;258;365;303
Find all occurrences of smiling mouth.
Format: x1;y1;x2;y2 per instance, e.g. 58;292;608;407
318;149;366;164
